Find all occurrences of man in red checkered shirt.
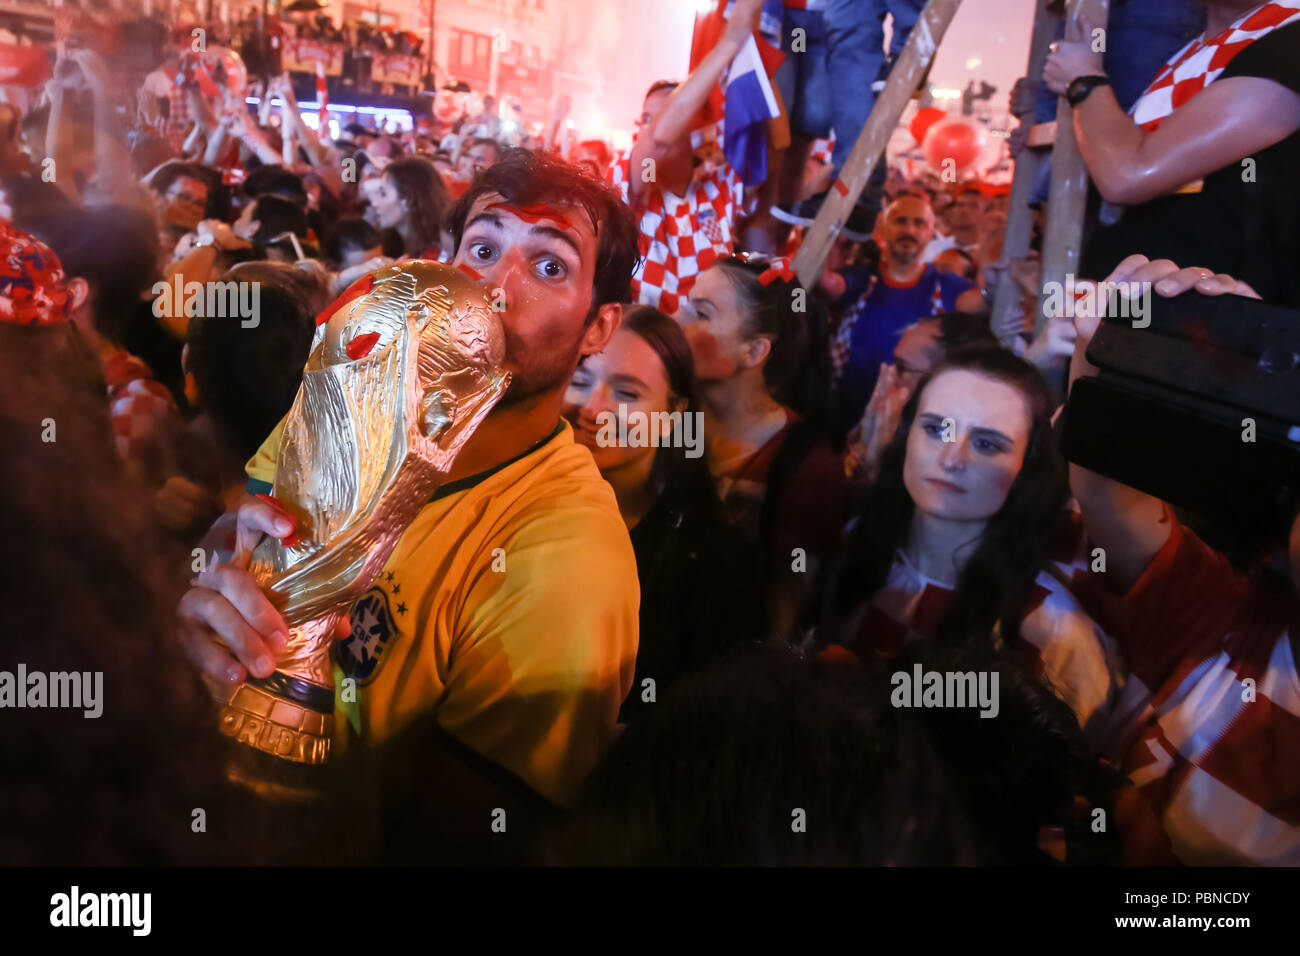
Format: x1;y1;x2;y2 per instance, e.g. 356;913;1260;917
607;0;762;316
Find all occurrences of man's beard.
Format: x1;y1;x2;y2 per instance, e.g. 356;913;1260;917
890;237;921;267
492;324;581;411
494;354;575;409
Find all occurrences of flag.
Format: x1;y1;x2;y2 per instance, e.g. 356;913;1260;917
0;43;51;87
316;62;329;143
688;1;786;184
722;34;782;185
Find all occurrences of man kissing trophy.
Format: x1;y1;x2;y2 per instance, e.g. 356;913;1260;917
218;261;509;798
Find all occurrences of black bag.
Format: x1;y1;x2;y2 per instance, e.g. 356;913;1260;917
1061;291;1300;533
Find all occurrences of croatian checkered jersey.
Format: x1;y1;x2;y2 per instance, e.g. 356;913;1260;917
840;540;1126;750
608;147;744;316
1057;513;1300;865
1129;1;1300;131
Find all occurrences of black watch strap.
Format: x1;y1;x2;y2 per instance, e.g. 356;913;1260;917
1066;75;1111;107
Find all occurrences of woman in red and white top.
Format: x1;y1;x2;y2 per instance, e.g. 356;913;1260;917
1064;254;1300;865
826;346;1123;747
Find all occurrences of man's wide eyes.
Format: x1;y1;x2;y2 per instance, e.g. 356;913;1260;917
537;258;565;280
469;241;495;261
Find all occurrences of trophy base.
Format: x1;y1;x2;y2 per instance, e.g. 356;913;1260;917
225;744;330;803
218;674;335;802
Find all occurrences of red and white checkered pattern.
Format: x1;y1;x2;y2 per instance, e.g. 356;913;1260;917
102;347;179;481
840;545;1124;747
809;133;834;166
1130;1;1300;132
609;146;744;316
830;275;945;383
1057;513;1300;864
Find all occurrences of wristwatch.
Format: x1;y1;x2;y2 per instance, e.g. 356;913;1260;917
1065;75;1111;107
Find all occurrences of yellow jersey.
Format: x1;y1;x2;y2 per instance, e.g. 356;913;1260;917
247;419;639;806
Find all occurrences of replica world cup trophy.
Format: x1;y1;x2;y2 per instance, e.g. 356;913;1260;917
217;261;509;798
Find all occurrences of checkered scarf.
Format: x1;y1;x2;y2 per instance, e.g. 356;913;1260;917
1130;1;1300;132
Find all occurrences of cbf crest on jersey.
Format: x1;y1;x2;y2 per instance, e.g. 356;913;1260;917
335;585;400;684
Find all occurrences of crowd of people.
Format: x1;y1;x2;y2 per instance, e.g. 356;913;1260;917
3;0;1300;867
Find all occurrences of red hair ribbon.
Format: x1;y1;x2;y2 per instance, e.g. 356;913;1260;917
314;272;373;327
757;260;796;286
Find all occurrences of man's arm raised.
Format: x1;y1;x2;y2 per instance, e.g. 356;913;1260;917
1066;254;1261;591
628;0;762;201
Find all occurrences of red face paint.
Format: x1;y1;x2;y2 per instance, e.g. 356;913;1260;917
346;331;381;360
488;202;573;231
456;264;483;281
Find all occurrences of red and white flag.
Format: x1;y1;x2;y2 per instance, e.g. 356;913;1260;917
315;61;329;143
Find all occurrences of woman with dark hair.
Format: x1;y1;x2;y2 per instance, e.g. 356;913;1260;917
826;346;1121;745
676;255;847;637
368;154;450;260
563;305;763;721
846;311;998;489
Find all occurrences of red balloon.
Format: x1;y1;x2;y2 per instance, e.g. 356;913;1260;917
923;118;984;175
909;107;946;145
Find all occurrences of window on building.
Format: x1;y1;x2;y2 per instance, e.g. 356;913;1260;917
449;27;492;78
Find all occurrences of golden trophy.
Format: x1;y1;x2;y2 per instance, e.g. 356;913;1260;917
217;262;509;798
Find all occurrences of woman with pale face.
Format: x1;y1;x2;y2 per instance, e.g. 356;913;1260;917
828;346;1120;748
563;306;763;721
902;367;1030;531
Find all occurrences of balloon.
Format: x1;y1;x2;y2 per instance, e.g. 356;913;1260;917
922;117;985;176
203;45;248;97
909;106;946;145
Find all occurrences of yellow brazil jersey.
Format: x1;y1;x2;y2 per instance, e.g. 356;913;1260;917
245;419;639;806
